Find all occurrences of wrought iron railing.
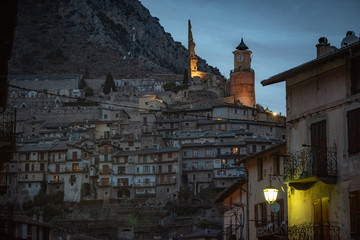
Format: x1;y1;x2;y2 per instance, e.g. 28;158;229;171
256;216;288;238
288;223;339;240
285;147;337;182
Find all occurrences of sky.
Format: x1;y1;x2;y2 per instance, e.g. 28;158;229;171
141;0;360;115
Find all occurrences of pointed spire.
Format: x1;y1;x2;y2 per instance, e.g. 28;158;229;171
236;38;249;50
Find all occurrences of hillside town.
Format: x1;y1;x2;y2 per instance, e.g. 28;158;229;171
0;1;360;240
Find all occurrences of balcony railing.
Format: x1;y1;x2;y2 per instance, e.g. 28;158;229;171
256;217;288;238
134;182;155;187
288;223;339;240
285;147;337;182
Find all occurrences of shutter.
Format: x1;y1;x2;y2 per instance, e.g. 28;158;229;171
348;108;360;154
349;191;360;235
262;202;267;225
254;204;258;227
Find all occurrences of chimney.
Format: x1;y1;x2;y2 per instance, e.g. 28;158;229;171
316;37;330;58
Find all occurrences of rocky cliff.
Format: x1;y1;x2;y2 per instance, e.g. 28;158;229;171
9;0;220;78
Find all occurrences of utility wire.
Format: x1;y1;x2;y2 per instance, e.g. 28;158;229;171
8;84;283;123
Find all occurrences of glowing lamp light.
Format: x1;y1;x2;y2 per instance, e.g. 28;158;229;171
263;186;278;205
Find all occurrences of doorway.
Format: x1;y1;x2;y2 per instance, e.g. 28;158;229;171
314;197;330;240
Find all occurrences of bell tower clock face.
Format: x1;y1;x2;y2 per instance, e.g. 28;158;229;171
236;54;245;63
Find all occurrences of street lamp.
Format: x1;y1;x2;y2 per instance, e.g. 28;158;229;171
263;185;278;205
263;175;283;205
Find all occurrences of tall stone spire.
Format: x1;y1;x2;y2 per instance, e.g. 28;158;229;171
188;19;198;77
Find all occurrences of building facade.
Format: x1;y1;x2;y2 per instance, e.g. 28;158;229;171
262;33;360;239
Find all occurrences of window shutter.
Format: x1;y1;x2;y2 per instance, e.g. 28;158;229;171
348;108;360;154
262;202;267;225
254;204;258;227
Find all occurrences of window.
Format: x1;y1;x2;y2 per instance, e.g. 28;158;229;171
192;162;198;170
271;199;285;229
351;56;360;94
348;108;360;154
349;190;360;238
273;153;280;175
311;120;327;149
118;166;125;174
193;150;198;157
258;158;263;181
70;175;76;183
232;147;239;155
72;151;78;160
144;166;150;174
254;202;267;227
206;161;211;169
26;153;30;161
143;155;147;163
261;145;266;151
311;120;327;176
40;163;44;171
102;165;110;173
158;165;162;173
168;165;172;173
101;178;109;186
143;117;147;126
217;109;221;116
56;164;60;173
205;149;211;157
104;114;108;119
72;163;79;172
25;163;29;171
183;151;187;157
168;152;172;158
40;152;44;160
252;145;257;153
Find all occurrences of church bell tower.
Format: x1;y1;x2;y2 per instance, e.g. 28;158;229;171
230;38;256;107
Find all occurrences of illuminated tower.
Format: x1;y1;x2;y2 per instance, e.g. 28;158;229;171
188;20;198;78
230;38;256;107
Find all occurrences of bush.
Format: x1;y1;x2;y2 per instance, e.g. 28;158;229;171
84;86;94;97
163;82;176;91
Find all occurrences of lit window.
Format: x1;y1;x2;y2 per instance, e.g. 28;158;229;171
72;163;79;172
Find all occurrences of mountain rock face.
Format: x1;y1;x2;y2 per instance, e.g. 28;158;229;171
9;0;220;78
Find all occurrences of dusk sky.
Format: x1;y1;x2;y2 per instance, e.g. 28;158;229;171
142;0;360;115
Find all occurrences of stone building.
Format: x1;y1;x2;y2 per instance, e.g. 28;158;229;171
262;32;360;239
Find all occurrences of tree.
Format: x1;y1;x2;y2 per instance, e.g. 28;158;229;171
103;72;116;94
84;86;94;97
79;75;87;89
183;68;189;85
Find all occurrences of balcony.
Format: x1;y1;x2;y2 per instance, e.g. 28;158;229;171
225;225;237;240
285;147;337;188
48;179;64;184
65;166;89;173
256;217;288;238
288;223;339;240
183;166;213;171
134;182;155;187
